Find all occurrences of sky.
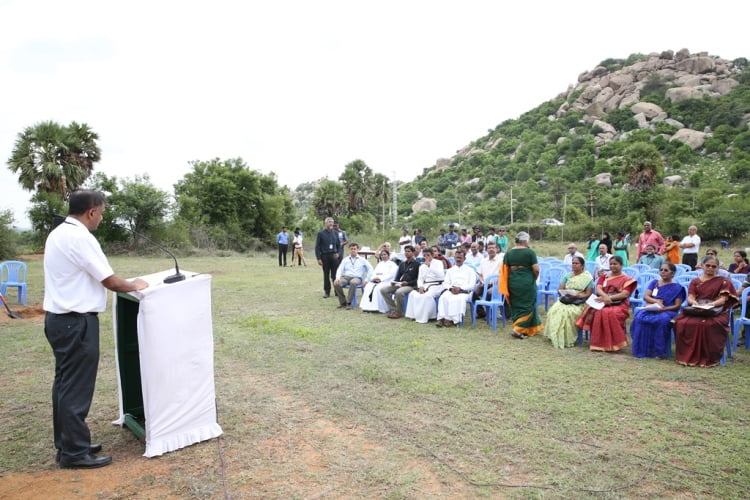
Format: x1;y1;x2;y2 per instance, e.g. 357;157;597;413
1;0;747;229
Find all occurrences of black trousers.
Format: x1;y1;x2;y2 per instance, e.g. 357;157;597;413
278;244;288;266
320;253;339;294
682;253;698;270
44;312;100;460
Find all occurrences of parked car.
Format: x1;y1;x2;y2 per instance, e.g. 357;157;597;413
541;218;564;226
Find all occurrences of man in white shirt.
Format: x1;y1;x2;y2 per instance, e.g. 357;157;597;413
436;250;477;327
563;243;584;266
594;243;613;277
44;190;149;469
465;242;484;268
334;243;373;309
473;242;502;318
679;225;701;270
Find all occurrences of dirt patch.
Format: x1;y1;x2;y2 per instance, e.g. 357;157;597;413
0;303;45;323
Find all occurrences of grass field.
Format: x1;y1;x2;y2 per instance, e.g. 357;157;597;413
0;248;748;499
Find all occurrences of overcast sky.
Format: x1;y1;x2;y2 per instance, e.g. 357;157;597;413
1;0;746;229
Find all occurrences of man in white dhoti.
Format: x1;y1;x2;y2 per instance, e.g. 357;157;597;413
436;250;477;327
405;248;445;323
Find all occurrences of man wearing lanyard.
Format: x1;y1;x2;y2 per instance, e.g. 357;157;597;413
44;190;149;469
315;217;341;298
333;242;373;309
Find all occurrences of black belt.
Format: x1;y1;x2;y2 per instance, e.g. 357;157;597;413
51;311;98;317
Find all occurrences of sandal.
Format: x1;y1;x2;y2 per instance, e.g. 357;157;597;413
511;331;528;339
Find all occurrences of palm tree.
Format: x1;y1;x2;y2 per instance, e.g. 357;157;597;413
7;120;101;199
624;142;663;190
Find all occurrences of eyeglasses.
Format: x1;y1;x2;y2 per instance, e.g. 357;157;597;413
659;269;672;272
703;264;718;268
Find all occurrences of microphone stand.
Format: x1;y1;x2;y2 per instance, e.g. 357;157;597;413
114;223;186;284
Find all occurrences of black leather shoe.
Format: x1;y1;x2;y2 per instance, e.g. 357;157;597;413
59;453;112;469
323;293;330;298
56;443;103;463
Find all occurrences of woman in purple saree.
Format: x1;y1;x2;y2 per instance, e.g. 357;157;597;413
630;262;686;358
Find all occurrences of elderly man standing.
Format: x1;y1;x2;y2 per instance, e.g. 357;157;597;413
333;243;373;309
637;221;665;260
679;225;701;269
436;250;477;327
563;243;584;266
315;217;341;298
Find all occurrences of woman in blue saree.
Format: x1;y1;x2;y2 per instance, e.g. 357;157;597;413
630;262;686;358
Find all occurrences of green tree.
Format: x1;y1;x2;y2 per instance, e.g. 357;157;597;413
0;209;17;259
7;120;101;199
174;158;290;249
339;159;373;215
311;180;347;219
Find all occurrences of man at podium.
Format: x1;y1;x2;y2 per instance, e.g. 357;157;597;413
44;190;149;469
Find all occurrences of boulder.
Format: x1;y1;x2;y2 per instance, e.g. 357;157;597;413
663;175;683;187
631;102;663;119
675;56;716;74
594;173;612;186
671;129;706;150
665;86;705;102
411;198;437;213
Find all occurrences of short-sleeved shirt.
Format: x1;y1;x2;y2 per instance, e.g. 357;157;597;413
43;218;114;314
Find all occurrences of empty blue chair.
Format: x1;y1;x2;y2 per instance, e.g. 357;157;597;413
622;267;640;280
471;274;506;330
539;267;566;312
629;264;651;274
585;261;597;277
629;273;659;310
0;260;27;305
675;264;691;276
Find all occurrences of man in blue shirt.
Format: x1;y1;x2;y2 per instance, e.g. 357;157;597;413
333;243;373;309
444;224;460;258
638;244;665;270
277;226;290;267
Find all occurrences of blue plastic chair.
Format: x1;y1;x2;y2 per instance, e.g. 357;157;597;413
471;274;506;330
585;261;597;277
0;260;27;305
622;267;640;280
675;264;691;276
539;267;567;312
342;283;364;308
733;287;750;351
630;264;652;274
730;273;747;283
629;273;659;310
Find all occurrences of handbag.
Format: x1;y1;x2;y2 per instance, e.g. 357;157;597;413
559;295;586;305
683;304;722;317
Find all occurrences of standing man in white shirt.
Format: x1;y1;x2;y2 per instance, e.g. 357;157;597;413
44;190;149;469
679;225;701;270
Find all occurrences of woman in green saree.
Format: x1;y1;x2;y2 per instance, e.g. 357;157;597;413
500;231;543;339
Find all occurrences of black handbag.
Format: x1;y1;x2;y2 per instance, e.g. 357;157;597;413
683;305;722;317
559;295;586;305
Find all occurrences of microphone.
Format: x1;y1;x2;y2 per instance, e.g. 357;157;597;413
113;223;186;284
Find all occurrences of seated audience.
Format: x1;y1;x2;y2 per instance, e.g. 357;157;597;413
593;243;613;277
333;243;372;309
431;245;452;270
672;255;738;367
728;250;749;274
543;256;594;349
472;242;502;319
576;255;636;352
405;248;445;323
380;245;420;319
630;262;686;358
465;242;484;269
360;249;399;313
637;244;665;270
436;250;477;328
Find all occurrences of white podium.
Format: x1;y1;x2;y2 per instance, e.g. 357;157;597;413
113;269;223;457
